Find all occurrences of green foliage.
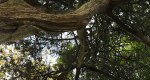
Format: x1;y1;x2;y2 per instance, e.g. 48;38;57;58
0;0;150;80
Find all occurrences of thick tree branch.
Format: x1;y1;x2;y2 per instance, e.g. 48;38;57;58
0;0;110;25
77;28;89;67
0;0;127;43
75;28;89;80
0;0;110;43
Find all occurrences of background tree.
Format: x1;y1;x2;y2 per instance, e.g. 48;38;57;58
0;0;150;80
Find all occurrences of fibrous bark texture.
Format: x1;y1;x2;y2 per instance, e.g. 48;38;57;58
0;0;113;43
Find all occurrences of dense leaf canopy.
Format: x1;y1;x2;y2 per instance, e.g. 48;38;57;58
0;0;150;80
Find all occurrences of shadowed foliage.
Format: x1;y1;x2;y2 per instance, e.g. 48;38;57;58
0;0;150;80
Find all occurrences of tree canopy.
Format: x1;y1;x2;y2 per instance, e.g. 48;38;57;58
0;0;150;80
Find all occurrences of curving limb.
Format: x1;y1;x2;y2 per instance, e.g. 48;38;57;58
0;0;126;43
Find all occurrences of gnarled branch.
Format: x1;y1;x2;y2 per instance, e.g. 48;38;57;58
0;0;127;43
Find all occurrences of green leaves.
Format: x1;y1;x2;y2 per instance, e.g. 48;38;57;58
0;0;150;80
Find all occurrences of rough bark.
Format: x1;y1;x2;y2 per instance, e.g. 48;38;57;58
0;0;112;43
0;0;110;26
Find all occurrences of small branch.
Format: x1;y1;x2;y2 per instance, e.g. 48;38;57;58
107;11;150;47
39;36;78;41
72;31;79;46
83;65;118;80
34;66;76;79
75;68;81;80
